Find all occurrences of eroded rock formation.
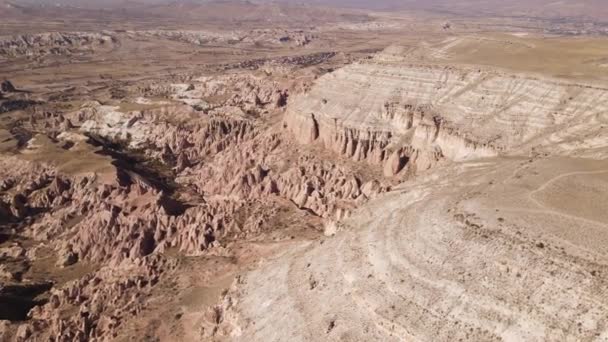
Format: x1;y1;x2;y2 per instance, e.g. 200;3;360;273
3;35;608;342
0;32;117;58
0;65;398;340
283;55;608;178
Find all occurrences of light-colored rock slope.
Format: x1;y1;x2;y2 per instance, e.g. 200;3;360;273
284;56;608;176
227;51;608;341
229;157;608;341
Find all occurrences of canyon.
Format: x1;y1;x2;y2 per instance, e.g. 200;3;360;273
1;1;608;341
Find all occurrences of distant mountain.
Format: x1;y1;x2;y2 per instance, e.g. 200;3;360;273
3;0;608;22
0;0;371;27
280;0;608;20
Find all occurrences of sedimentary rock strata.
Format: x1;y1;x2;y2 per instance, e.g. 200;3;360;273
221;46;608;341
284;55;608;178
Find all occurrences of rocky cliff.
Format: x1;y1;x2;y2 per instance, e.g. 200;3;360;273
221;46;608;341
284;56;608;176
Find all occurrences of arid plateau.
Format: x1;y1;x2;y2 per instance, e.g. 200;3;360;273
1;1;608;341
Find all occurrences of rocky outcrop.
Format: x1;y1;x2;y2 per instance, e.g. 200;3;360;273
0;69;396;292
25;255;175;341
0;32;117;58
0;67;398;338
285;104;443;175
283;57;608;173
130;29;314;48
137;73;290;114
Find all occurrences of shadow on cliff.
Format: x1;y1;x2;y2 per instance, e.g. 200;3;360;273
85;133;192;216
0;282;53;321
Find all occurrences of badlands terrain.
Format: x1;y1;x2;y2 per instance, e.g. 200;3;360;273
1;0;608;341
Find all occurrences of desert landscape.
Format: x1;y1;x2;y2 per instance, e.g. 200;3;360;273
1;0;608;341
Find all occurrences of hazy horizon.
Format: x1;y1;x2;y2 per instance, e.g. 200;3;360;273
6;0;608;19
